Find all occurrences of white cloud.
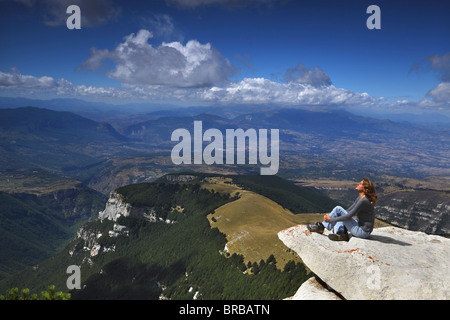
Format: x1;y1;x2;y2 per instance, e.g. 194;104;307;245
0;69;138;100
197;77;377;106
2;67;446;113
0;68;378;107
74;31;383;107
418;82;450;109
410;53;450;110
80;29;235;88
0;68;56;89
427;82;450;103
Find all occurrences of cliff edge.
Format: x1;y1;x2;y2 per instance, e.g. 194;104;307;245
278;225;449;300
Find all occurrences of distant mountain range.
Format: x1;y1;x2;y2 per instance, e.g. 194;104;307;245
1;96;450;126
1;104;449;181
0;107;129;171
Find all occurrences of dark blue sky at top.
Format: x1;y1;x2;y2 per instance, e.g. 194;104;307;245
0;0;449;110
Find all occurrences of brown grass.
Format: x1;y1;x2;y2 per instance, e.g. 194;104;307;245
202;176;391;269
202;178;323;269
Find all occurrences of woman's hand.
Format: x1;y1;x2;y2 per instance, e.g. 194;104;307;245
324;214;331;222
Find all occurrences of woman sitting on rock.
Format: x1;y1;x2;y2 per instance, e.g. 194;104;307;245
307;177;378;241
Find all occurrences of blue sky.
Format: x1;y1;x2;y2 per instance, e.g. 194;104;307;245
0;0;449;115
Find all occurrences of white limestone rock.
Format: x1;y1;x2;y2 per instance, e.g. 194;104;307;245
98;191;131;221
278;225;450;300
90;244;101;257
288;277;342;300
98;191;155;222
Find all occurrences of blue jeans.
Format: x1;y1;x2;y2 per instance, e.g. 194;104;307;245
322;206;370;239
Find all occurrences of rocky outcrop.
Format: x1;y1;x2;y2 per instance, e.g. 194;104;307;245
376;190;450;235
278;225;450;300
98;190;178;225
98;191;131;221
98;191;157;222
75;227;101;250
71;227;110;258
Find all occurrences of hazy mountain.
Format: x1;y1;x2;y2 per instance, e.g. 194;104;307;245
118;107;450;179
0;107;129;171
1;105;449;183
2;96;450;127
0;106;126;142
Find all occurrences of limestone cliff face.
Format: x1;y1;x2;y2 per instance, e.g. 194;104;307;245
98;191;176;223
72;227;108;258
98;191;158;222
376;190;450;235
98;191;131;221
278;225;450;300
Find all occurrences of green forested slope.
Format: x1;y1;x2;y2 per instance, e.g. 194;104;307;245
0;188;105;280
231;174;340;213
0;180;310;299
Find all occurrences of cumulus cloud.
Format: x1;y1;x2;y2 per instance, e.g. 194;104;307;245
0;68;56;89
2;69;446;116
79;29;235;88
198;77;376;106
284;63;332;87
0;67;379;107
410;53;450;109
0;68;138;100
194;63;372;106
424;82;450;105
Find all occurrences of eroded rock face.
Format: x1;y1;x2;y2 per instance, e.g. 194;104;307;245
278;225;450;300
376;190;450;234
98;191;131;221
98;191;156;222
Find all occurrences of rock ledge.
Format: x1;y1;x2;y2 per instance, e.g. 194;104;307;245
278;225;450;300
